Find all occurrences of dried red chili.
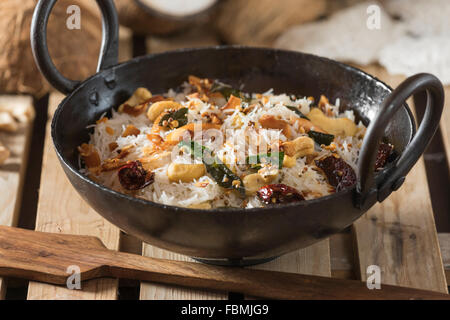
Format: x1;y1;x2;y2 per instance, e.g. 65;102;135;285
375;143;393;170
118;160;154;190
315;156;356;192
257;184;305;205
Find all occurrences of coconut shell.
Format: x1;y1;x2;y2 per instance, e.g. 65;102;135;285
325;0;369;15
147;26;220;54
115;0;184;35
214;0;328;46
0;0;102;98
115;0;218;36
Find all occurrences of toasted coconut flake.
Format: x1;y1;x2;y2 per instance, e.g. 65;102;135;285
102;158;127;171
188;75;212;93
122;125;140;137
318;95;330;110
259;115;292;139
117;145;134;159
108;142;118;152
222;95;242;111
78;143;101;168
96;117;108;124
211;114;223;125
118;88;152;112
122;102;147;117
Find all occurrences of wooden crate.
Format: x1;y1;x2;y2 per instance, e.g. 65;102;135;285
0;29;448;300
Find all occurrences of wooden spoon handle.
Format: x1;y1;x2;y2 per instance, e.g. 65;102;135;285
0;226;448;300
108;251;450;300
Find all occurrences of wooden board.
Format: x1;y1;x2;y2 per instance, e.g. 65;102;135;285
140;29;226;300
352;65;448;293
248;240;331;299
26;93;121;300
0;95;34;299
440;86;450;170
140;248;225;300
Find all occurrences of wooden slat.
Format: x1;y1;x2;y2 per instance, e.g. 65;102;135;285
329;233;450;285
26;93;121;300
438;233;450;284
251;240;330;275
440;86;450;170
247;240;331;298
140;28;226;300
0;96;34;299
118;27;133;63
352;65;448;293
330;233;355;279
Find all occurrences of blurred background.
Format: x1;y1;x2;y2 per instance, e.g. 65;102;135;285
1;0;449;99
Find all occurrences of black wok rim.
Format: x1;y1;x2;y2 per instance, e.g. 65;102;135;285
51;46;416;215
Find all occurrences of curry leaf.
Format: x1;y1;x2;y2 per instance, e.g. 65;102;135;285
159;107;188;128
179;140;245;196
285;106;309;120
308;130;335;146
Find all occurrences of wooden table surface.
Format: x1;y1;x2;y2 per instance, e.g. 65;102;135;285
0;27;448;300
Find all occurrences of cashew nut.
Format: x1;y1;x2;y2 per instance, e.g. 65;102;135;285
282;136;315;158
291;117;326;134
243;173;268;196
257;166;279;183
307;108;357;137
140;151;171;171
165;123;221;144
147;101;182;122
167;163;206;183
259;115;293;139
283;155;297;168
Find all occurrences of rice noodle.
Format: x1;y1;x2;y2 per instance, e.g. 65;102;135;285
82;79;367;209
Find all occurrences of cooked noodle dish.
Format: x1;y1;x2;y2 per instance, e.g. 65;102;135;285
78;76;394;209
